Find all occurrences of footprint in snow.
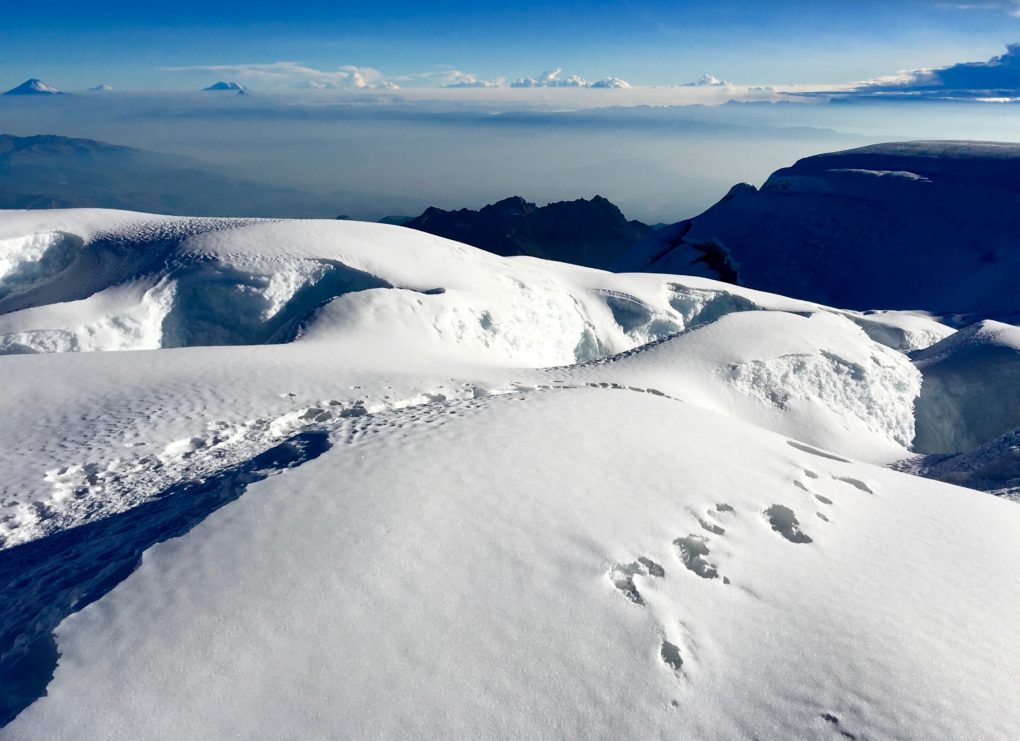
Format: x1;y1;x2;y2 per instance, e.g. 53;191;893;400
609;556;665;605
660;639;684;674
674;534;725;581
697;516;725;535
763;504;813;544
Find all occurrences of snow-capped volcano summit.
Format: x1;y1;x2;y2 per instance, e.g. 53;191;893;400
202;80;248;93
2;79;64;96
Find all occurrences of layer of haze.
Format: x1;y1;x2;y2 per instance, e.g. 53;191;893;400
3;92;1020;222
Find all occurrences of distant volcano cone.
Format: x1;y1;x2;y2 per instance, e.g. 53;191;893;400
202;81;248;93
2;79;64;95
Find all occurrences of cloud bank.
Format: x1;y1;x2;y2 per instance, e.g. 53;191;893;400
164;62;634;91
163;62;398;90
848;43;1020;101
437;70;502;89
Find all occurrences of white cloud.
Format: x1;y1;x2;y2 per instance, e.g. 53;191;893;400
162;61;398;90
436;70;503;88
513;68;585;87
851;43;1020;99
591;77;631;89
682;73;733;87
938;1;1020;16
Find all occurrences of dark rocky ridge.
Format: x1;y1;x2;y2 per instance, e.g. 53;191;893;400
405;195;651;269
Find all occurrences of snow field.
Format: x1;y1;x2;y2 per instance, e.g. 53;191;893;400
6;389;1018;739
2;207;1020;738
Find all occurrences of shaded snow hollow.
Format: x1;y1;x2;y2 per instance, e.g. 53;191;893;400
0;208;1018;740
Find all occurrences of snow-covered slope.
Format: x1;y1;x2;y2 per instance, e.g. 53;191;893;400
1;209;1017;739
6;389;1019;740
618;141;1020;316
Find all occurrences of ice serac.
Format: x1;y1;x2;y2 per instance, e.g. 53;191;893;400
618;141;1020;316
911;320;1020;454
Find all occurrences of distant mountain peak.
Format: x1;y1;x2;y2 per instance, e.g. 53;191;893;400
2;79;65;96
203;81;248;93
88;84;114;92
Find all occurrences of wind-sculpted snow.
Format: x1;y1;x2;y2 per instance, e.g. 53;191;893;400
0;209;962;550
1;208;1018;739
557;310;922;460
0;210;952;360
0;232;85;301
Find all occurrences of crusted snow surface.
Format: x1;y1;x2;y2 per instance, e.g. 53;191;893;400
0;232;83;295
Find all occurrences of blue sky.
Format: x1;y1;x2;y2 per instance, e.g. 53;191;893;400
4;1;1020;90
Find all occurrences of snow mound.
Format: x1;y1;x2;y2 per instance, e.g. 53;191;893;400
618;141;1020;316
559;310;921;460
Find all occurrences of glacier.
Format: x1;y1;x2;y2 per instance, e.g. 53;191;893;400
0;207;1018;739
